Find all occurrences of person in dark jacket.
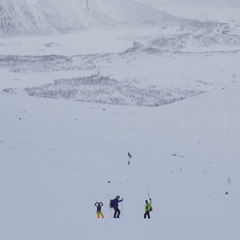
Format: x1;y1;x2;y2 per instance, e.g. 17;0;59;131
112;195;124;218
144;198;152;219
95;202;104;218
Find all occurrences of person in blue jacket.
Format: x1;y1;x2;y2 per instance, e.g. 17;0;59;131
111;195;124;218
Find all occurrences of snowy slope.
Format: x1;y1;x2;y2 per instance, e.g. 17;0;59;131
0;83;240;240
0;0;179;36
134;0;240;23
1;1;240;239
134;0;240;7
1;0;239;54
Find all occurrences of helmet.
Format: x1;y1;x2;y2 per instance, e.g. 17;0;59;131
116;195;120;199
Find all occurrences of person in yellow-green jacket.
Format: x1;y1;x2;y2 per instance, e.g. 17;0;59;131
144;198;152;219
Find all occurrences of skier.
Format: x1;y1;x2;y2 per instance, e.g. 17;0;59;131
144;198;152;219
128;152;132;165
110;195;124;218
95;202;104;219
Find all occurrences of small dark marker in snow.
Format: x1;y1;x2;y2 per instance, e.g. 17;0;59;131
108;181;111;184
225;191;228;195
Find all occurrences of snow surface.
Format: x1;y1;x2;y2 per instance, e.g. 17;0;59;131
1;80;240;240
0;29;133;55
0;0;240;240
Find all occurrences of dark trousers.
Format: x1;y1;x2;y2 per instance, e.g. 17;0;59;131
113;208;120;218
144;211;150;219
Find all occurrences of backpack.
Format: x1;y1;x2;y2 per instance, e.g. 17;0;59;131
147;203;153;212
109;199;115;208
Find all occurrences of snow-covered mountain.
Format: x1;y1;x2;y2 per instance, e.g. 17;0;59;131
134;0;240;23
134;0;240;7
0;0;179;36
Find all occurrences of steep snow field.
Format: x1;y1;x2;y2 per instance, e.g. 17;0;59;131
0;84;240;240
0;0;179;36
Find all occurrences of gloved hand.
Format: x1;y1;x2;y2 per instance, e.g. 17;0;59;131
150;198;152;201
122;198;124;201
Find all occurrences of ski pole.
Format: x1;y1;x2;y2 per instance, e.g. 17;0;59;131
147;190;151;199
109;205;112;218
91;193;98;202
101;194;109;202
120;199;124;216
